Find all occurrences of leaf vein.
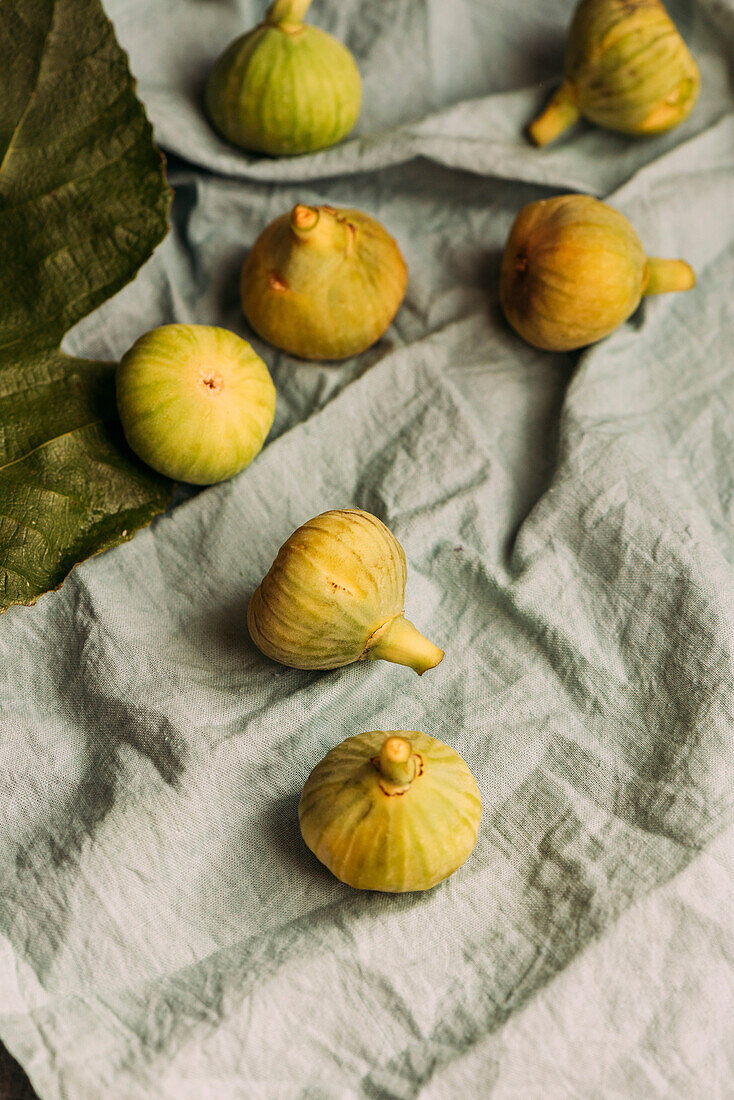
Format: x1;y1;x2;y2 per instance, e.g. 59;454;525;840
0;0;58;185
0;417;103;475
0;511;52;549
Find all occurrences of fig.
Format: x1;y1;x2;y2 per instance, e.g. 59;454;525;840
499;194;695;351
116;324;276;484
528;0;700;145
247;509;443;674
241;203;408;361
299;731;482;892
205;0;362;156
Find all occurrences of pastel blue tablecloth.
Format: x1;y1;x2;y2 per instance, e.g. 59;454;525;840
1;1;733;1096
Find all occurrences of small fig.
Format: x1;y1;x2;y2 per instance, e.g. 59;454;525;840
528;0;700;145
205;0;362;156
500;194;695;351
116;324;276;484
299;730;482;892
241;203;408;361
248;509;443;674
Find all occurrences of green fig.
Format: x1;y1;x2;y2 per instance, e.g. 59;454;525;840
299;730;482;892
500;194;695;351
241;203;408;361
528;0;700;145
205;0;362;156
116;324;276;484
248;509;444;674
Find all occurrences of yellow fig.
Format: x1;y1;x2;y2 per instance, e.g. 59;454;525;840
247;509;443;674
241;203;408;361
529;0;700;145
500;194;695;351
299;731;482;891
205;0;361;156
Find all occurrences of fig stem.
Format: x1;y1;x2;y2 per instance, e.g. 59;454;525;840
366;615;444;676
378;736;416;786
527;81;580;146
291;204;320;233
643;258;696;296
266;0;312;26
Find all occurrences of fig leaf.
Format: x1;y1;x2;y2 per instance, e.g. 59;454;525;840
0;0;173;612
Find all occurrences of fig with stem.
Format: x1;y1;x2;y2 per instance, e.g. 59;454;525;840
500;194;695;351
528;0;700;146
206;0;362;156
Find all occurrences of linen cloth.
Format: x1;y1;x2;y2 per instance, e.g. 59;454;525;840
1;0;734;1096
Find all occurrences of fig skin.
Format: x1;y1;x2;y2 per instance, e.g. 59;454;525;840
205;0;362;156
116;324;276;485
499;195;695;352
299;731;482;892
247;509;443;674
528;0;700;145
241;203;408;361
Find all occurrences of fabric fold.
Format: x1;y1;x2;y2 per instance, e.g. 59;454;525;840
2;0;734;1096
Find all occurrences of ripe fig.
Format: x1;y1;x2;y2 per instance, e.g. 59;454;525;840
528;0;700;145
116;324;276;484
241;203;408;361
205;0;362;156
248;509;444;674
299;730;482;891
500;194;695;351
